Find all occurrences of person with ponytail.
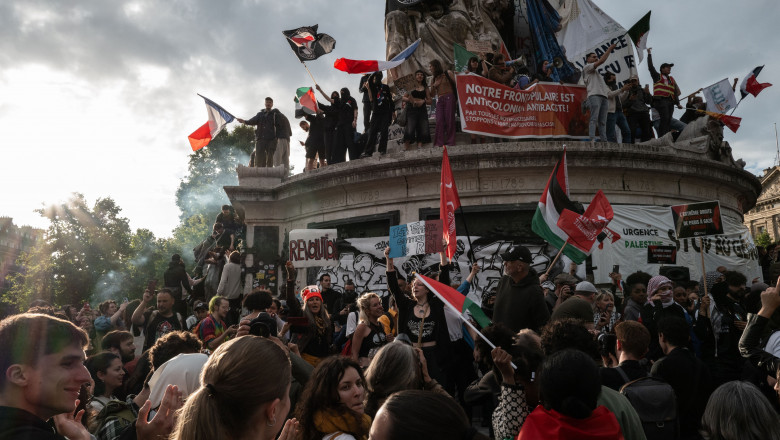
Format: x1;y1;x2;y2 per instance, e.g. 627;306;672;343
518;349;623;440
285;261;334;367
169;336;298;440
295;356;371;440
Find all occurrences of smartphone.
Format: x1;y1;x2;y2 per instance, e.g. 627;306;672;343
612;264;619;274
147;279;157;292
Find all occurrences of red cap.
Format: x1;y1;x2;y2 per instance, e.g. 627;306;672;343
301;285;322;304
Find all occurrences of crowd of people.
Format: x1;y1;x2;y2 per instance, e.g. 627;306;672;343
234;44;720;176
5;224;780;440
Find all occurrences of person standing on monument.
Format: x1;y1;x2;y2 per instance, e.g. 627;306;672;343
273;110;293;175
402;69;432;151
361;71;395;158
429;59;457;147
647;47;682;138
237;97;279;168
582;43;617;142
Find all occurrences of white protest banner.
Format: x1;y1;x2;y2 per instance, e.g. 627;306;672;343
590;205;760;284
288;229;338;268
555;0;638;86
703;78;738;114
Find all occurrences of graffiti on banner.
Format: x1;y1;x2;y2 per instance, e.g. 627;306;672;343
455;73;589;139
312;235;578;306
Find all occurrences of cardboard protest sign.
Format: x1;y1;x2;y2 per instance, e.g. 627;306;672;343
465;39;492;54
288;229;338;268
456;73;588;139
670;201;723;239
393;73;418;94
388;220;444;258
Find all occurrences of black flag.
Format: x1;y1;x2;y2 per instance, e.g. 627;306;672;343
282;25;336;62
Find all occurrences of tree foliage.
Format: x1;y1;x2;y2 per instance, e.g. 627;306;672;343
3;127;255;313
2;195;165;311
755;231;772;248
175;125;254;221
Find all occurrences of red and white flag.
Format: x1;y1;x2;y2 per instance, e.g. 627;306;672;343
440;147;461;259
334;39;420;74
740;65;772;99
557;190;614;254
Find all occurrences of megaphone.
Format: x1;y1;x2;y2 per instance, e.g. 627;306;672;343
553;57;565;69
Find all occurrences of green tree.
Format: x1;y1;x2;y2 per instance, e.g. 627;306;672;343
175;125;254;222
2;194;139;310
755;231;772;248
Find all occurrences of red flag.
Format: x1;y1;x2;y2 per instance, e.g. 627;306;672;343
440;146;461;259
705;110;742;133
557;190;614;253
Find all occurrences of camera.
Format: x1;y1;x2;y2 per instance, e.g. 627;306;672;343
598;333;617;360
249;312;277;338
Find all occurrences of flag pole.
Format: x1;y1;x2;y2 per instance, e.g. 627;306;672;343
457;206;476;263
415;276;516;370
699;237;708;294
544;241;569;278
301;61;319;87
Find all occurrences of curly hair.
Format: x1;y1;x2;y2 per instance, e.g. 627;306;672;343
540;318;599;359
148;330;201;369
295;356;368;440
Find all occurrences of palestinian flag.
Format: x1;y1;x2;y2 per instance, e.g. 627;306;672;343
740;65;773;99
704;110;742;133
627;11;651;64
294;87;318;119
530;148;588;264
415;274;491;328
454;43;476;73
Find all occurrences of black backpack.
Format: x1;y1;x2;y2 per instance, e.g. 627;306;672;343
617;368;679;440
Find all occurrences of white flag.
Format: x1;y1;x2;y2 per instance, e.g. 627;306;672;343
555;0;638;86
702;78;737;114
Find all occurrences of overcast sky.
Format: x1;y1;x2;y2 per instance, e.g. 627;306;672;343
1;0;777;237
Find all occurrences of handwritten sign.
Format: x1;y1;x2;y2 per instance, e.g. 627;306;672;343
393;73;418;94
465;40;492;54
388;220;443;258
289;229;338;268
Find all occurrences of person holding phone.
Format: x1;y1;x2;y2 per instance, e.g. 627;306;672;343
593;291;620;334
284;261;334;367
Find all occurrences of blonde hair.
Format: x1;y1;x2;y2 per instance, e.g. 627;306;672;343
357;292;380;323
595;291;614;303
169;336;291;440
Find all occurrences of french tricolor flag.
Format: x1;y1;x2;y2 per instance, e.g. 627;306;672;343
740;65;772;99
188;95;235;151
334;39;421;74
